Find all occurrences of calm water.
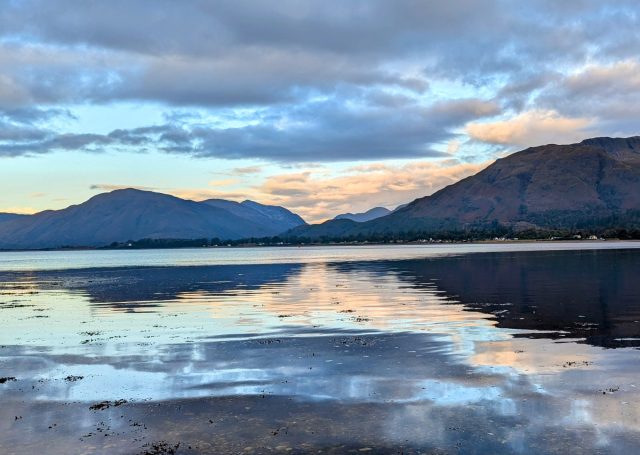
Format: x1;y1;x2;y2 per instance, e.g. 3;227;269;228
1;243;640;454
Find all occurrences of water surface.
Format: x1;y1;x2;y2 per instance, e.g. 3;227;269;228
1;243;639;454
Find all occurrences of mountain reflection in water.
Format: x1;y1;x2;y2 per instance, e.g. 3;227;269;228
0;247;639;454
333;249;640;348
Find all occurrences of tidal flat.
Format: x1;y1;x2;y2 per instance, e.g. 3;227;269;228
1;243;640;454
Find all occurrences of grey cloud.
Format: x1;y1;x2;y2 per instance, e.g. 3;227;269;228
0;122;48;142
115;49;413;107
530;61;640;135
0;96;497;161
0;134;112;158
1;1;503;57
0;107;75;125
0;108;75;155
427;99;501;126
0;44;126;108
1;0;638;108
165;97;498;161
496;72;563;111
7;1;636;63
48;133;114;150
0;0;639;161
0;41;423;109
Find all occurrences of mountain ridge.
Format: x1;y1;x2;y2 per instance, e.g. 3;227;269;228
334;207;391;222
202;198;305;234
0;189;306;249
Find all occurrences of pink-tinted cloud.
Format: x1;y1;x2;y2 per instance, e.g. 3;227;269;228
166;160;489;223
465;110;594;147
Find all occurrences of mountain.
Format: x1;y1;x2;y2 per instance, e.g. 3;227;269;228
0;213;26;224
334;207;391;222
392;203;409;212
289;136;640;239
202;199;305;234
0;189;306;249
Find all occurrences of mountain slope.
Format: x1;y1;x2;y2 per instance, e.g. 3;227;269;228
0;189;305;249
202;199;305;233
290;136;640;238
0;213;26;224
335;207;391;222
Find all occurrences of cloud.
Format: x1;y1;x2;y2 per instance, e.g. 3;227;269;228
261;160;491;222
0;43;127;109
447;140;460;154
0;3;637;109
0;0;639;164
1;107;75;125
4;1;638;79
0;108;73;146
532;59;640;134
465;110;594;147
0;33;424;109
0;120;48;143
223;159;490;222
0;97;498;161
231;165;263;175
562;60;640;98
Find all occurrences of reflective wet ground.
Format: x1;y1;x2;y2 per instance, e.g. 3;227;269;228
1;243;640;454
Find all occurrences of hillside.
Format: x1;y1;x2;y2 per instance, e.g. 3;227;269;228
0;213;27;224
203;199;305;234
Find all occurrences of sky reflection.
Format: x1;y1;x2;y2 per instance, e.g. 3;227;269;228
1;247;640;453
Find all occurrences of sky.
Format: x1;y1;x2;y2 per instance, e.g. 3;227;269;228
1;0;639;222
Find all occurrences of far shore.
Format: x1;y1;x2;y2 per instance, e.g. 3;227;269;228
1;237;640;253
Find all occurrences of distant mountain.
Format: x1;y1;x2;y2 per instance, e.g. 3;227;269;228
334;207;391;222
0;189;306;249
289;136;640;238
392;203;409;212
203;199;305;234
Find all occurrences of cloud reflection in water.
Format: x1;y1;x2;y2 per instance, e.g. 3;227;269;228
1;248;640;453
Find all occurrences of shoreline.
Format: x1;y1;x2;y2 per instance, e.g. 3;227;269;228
2;238;640;253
